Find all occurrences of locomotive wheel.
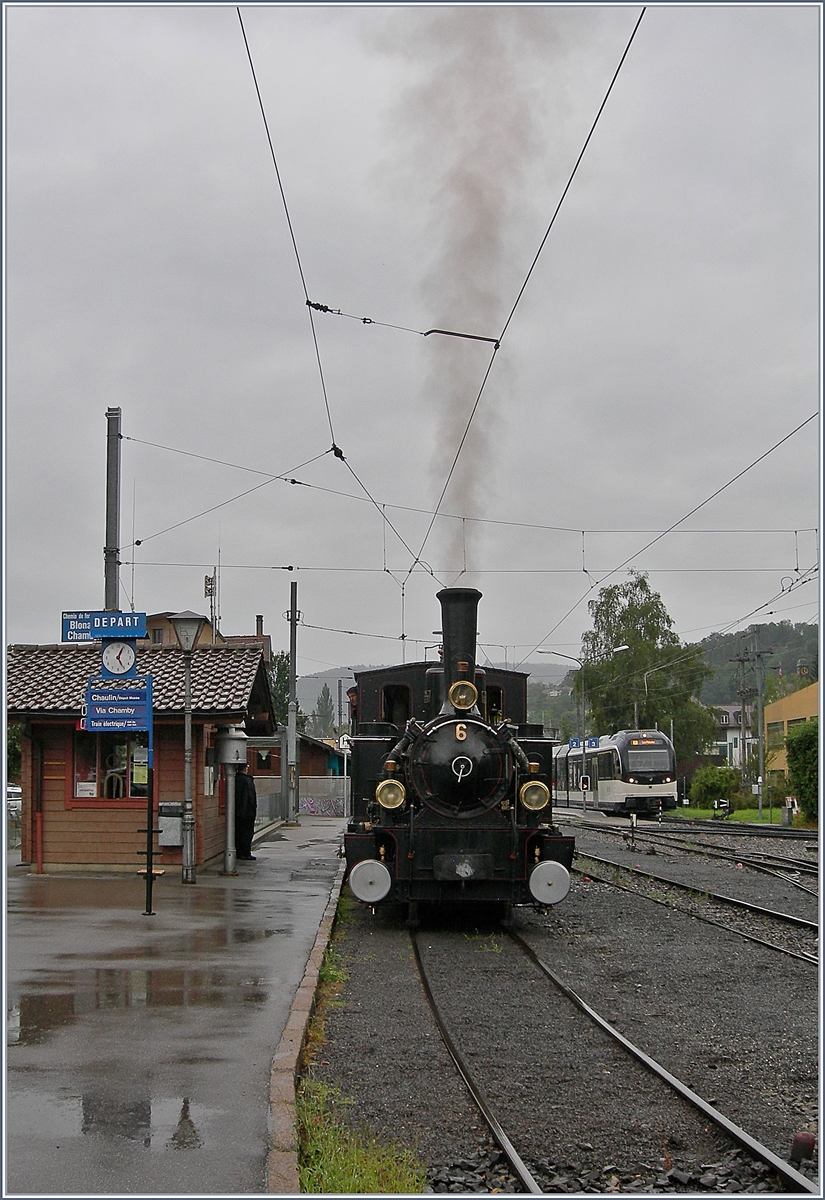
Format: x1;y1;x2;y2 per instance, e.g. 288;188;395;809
405;901;420;929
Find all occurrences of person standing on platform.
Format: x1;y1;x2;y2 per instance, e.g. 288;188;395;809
235;762;258;860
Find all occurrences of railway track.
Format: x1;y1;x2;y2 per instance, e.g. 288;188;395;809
579;822;819;896
410;925;818;1194
575;851;818;964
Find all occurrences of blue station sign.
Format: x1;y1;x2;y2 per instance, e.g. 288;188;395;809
85;677;153;733
63;611;147;642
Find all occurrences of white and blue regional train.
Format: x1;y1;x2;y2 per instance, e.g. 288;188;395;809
552;730;678;816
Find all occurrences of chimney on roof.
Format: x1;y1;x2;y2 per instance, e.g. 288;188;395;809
256;614;264;636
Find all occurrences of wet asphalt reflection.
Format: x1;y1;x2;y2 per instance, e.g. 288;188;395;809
5;819;344;1194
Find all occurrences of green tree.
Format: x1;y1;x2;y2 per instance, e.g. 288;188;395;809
7;721;22;783
527;680;576;739
308;683;337;739
689;765;740;808
267;651;307;732
580;571;717;764
786;717;818;821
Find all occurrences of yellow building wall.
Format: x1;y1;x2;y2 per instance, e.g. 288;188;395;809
763;682;819;776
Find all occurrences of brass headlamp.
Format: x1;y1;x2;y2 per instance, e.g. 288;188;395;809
519;780;550;811
448;680;478;711
375;779;406;809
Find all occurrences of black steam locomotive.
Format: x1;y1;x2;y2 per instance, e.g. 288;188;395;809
343;588;575;918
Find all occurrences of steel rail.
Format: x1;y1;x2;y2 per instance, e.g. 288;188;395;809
585;827;819;893
654;817;814;839
409;930;543;1195
577;850;818;929
629;832;818;877
577;814;814;840
590;825;818;874
507;929;819;1195
572;862;818;965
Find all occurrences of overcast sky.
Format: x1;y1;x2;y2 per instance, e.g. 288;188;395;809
4;3;820;681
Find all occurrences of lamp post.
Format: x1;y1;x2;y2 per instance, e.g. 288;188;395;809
538;645;629;809
171;610;207;884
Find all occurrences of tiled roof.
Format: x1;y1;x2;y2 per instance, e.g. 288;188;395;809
7;644;268;717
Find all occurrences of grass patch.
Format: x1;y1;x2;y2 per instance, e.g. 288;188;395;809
674;806;815;827
463;930;503;952
300;892;356;1070
297;1079;427;1194
297;893;426;1193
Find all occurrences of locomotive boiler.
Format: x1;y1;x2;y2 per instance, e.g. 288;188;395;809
344;588;575;919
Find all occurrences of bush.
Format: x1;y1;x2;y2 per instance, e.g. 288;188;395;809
786;718;818;821
689;765;740;809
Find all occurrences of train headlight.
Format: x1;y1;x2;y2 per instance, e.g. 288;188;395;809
519;780;550;811
376;779;406;809
448;680;479;711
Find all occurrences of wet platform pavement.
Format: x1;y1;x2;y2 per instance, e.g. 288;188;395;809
5;817;346;1196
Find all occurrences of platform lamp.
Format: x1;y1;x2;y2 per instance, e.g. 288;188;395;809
171;610;207;884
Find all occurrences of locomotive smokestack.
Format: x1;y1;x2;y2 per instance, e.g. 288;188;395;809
437;587;482;713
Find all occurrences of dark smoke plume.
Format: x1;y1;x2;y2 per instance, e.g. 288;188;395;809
375;8;578;574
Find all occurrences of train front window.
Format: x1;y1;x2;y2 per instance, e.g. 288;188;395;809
626;748;671;773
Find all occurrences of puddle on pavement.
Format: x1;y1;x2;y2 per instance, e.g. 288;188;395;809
8;965;267;1045
61;925;290;960
7;1087;218;1151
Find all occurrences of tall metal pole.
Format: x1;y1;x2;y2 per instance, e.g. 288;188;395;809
104;406;122;611
580;665;588;810
143;766;156;915
287;581;299;824
223;763;237;875
755;650;767;819
182;649;196;883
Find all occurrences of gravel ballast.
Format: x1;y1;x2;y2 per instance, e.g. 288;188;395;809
306;830;818;1194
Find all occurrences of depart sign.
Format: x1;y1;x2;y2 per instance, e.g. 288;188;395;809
63;611;147;642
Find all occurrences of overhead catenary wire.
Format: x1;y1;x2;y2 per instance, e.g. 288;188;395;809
237;7;337;449
517;411;819;665
306;300;501;347
123;449;335;549
122;434;818;540
121;561;811;577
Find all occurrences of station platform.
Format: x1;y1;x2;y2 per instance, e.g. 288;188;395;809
5;816;346;1195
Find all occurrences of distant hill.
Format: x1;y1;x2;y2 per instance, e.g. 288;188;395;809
693;621;818;705
295;624;817;714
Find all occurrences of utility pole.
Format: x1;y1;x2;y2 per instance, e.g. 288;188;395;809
753;645;772;819
731;650;752;791
731;646;772;807
287;581;299;825
104;407;122;611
